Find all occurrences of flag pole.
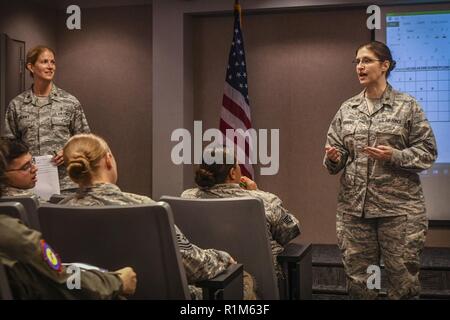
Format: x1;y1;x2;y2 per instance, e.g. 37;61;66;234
234;0;242;27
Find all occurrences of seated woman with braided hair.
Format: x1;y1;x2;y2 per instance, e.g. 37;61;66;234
182;146;301;278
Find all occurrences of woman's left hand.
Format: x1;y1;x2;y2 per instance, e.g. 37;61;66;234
363;145;393;161
52;150;64;166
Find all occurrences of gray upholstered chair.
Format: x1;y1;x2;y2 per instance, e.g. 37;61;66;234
0;202;30;227
161;196;312;300
38;202;242;300
0;195;40;230
161;196;280;299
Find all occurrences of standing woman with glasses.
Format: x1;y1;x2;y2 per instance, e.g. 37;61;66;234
323;41;437;299
3;46;90;194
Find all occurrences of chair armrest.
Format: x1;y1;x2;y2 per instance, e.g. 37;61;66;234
277;243;312;264
277;243;313;300
196;264;243;300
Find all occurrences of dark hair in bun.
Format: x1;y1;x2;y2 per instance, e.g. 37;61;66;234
195;147;236;189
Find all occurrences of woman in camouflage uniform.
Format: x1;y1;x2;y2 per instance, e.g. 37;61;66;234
324;41;437;299
60;134;256;299
3;46;90;193
182;147;301;279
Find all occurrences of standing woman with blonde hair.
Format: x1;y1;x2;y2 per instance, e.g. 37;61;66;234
3;45;90;193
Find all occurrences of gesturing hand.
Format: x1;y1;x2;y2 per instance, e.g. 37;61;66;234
325;146;341;163
363;145;393;161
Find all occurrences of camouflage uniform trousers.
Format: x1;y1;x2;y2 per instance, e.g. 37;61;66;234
336;212;417;299
404;211;428;297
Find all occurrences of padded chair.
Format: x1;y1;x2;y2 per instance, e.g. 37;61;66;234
161;196;280;299
161;196;312;300
0;195;40;230
0;202;30;227
0;263;13;300
38;202;242;300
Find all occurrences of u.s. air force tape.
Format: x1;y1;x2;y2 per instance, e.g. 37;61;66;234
40;240;62;272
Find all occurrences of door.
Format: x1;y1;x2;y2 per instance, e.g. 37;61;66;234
0;33;25;134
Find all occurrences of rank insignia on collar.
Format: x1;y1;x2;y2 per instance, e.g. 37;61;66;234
40;240;62;272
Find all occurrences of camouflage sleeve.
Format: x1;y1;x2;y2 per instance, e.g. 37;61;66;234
390;100;437;172
3;101;19;139
174;225;232;283
0;216;122;299
74;269;123;300
324;108;349;175
70;101;90;135
264;193;301;246
129;193;156;204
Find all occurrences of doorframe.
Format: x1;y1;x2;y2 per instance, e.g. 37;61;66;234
0;34;25;135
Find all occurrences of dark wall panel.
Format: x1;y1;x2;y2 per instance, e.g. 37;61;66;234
56;5;153;196
193;7;394;245
0;0;57;89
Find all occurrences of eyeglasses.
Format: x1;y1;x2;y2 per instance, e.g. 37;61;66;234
352;58;381;66
6;157;36;172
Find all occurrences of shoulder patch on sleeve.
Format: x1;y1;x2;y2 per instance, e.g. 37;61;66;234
40;240;62;273
176;233;193;251
281;213;294;225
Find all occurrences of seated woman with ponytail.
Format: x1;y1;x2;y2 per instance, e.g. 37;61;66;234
60;134;256;300
182;147;301;278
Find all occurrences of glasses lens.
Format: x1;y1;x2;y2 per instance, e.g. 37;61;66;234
21;159;35;171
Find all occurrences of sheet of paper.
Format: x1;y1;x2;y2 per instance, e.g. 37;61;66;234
62;262;107;272
32;155;60;201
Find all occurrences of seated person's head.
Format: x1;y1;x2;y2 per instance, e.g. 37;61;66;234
64;134;117;187
195;147;241;188
0;138;37;190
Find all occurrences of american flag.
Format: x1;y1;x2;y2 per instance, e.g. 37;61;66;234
220;0;254;179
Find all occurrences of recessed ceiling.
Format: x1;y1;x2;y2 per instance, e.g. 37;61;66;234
30;0;152;9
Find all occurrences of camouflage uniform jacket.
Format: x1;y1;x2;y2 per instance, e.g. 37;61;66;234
60;183;233;285
0;214;123;299
3;84;91;191
181;183;301;258
324;84;437;218
3;186;35;198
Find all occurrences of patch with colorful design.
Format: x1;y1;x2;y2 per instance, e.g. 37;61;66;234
40;240;62;272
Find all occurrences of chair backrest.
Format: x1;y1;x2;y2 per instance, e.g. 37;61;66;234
0;202;30;227
0;196;40;230
160;196;280;299
38;202;191;299
48;194;66;204
0;263;13;300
